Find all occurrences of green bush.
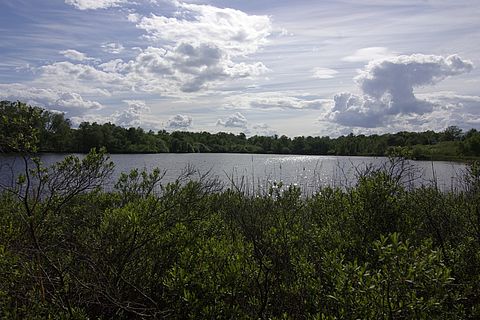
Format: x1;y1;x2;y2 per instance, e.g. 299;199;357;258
1;153;480;318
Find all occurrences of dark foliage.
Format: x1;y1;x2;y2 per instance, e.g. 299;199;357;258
3;100;480;160
1;104;480;319
1;150;480;318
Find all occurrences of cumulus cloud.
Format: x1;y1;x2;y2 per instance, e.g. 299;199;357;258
38;61;125;94
0;83;103;114
60;49;93;61
167;114;192;129
127;13;141;23
38;39;268;96
168;43;267;92
250;123;277;136
326;54;474;127
99;43;267;93
69;100;160;129
98;59;124;73
21;1;271;101
215;112;277;136
65;0;127;10
342;47;396;62
123;99;149;110
137;2;272;57
36;52;168;95
103;46;187;92
171;43;233;92
113;100;150;127
101;42;125;54
216;112;248;128
312;67;338;79
56;92;103;111
126;1;271;91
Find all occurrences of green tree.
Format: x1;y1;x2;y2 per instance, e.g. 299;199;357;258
442;125;463;141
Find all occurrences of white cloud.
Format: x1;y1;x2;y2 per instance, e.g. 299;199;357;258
216;112;248;128
168;43;267;92
101;42;125;54
326;54;474;128
2;0;479;138
5;0;272;116
418;92;480;105
0;83;103;115
123;99;149;110
102;43;267;93
98;59;124;73
312;67;338;79
127;13;141;23
113;100;150;127
60;49;93;61
171;43;233;92
137;2;272;57
37;40;269;96
65;0;127;10
342;47;396;62
167;114;192;129
38;61;126;94
417;92;480;117
56;92;103;111
358;54;473;98
317;92;480;136
250;123;277;136
224;92;331;111
128;2;271;92
215;112;277;136
69;100;162;129
326;92;388;128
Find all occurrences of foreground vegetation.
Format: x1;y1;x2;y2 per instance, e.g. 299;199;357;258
2;100;480;160
2;100;480;319
1;145;480;318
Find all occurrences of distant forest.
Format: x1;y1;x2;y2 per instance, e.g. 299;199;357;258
2;100;480;160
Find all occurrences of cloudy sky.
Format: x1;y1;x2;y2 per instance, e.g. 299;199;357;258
1;0;479;137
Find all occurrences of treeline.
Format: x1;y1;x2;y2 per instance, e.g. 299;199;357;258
2;100;480;159
1;149;480;318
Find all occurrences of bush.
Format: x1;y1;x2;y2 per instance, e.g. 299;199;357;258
1;155;480;318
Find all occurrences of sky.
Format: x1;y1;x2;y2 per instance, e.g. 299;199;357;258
0;0;479;137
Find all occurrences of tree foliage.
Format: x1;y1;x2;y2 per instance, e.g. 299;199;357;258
1;147;480;318
3;101;480;160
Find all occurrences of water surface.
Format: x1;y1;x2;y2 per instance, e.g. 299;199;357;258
0;153;468;194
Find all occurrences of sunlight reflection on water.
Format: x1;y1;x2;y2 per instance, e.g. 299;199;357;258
0;153;468;195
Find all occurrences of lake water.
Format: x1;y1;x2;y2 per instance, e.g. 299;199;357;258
0;153;469;194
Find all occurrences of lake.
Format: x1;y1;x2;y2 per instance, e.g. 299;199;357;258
0;153;469;194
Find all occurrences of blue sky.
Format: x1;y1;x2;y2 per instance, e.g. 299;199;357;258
1;0;479;137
